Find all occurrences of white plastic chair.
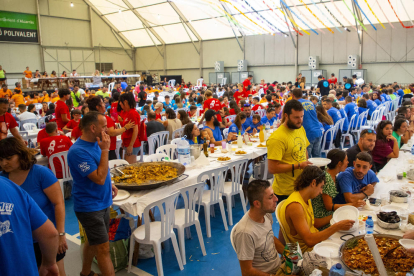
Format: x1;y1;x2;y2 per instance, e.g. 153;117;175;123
222;159;248;226
156;144;177;160
148;131;169;155
171;138;181;145
197;167;229;238
65;132;71;138
321;126;336;157
195;78;203;89
254;109;267;118
108;159;128;168
341;114;357;149
172;127;184;139
108;82;115;92
168;79;176;88
361;109;380;131
23;122;38;131
143;153;168;162
37;116;46;128
20;119;38;130
275;200;290;244
351;110;369;142
223;128;229;139
49;151;72;199
173;182;207;265
128;192;183;276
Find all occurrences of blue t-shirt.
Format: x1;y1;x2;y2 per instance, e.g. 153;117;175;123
0;165;57;225
366;99;378;117
249;122;262;133
68;139;113;212
334;167;379;204
338;109;349;132
298;99;323;142
261;116;275;126
327;106;342;124
242;116;253;132
344;102;359;127
0;177;48;275
204;125;223;142
397;89;404;104
121;82;128;90
229;123;245;135
374;99;382;106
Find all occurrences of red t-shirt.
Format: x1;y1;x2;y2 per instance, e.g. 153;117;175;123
37;128;63;143
203;98;223;122
71;126;82;140
243;78;251;95
65;119;79;130
110;102;118;123
55;100;70;129
233;91;244;104
121;109;141;148
251;104;264;111
0;113;18;140
229;108;236;115
155;112;162;120
105;115;116;151
328;78;337;85
40;135;73;179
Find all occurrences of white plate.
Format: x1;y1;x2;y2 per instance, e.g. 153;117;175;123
313;242;341;258
399;239;414;250
330;218;358;233
113;190;130;201
333;206;359;223
308;158;331;167
234;152;247;156
381;205;403;215
217;159;232;163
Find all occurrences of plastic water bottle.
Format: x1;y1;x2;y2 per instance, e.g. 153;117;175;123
273;119;277;129
329;263;345;276
177;137;191;166
265;121;270;131
365;216;374;234
411;145;414;155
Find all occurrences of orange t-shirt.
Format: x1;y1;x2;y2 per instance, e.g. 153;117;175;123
51;97;60;103
11;93;25;106
26;98;38;105
0;89;12;98
24;70;32;78
15;88;22;94
38;95;50;103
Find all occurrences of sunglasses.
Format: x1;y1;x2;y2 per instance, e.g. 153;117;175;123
365;129;376;134
243;104;251;107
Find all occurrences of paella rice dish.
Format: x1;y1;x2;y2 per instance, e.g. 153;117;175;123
112;165;178;185
343;237;414;274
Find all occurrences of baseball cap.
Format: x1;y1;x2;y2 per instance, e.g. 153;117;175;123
205;109;219;121
155;102;164;109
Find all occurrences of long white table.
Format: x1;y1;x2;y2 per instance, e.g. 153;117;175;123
30;74;141;82
113;141;268;216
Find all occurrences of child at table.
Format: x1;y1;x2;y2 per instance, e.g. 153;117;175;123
245;114;262;134
200;129;210;145
63;109;81;132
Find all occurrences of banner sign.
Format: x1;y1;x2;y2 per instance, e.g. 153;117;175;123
0;11;38;43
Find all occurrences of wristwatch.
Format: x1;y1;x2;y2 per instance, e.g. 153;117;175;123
59;232;66;236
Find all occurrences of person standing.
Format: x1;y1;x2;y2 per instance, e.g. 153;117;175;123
71;85;82;108
0;177;59;276
55;89;71;129
119;93;141;164
242;75;253;97
267;100;312;201
291;88;323;158
316;75;330;96
68;112;117;276
328;73;337;85
23;66;33;89
0;65;6;86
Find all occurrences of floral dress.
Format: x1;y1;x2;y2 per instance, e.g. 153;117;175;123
311;171;339;230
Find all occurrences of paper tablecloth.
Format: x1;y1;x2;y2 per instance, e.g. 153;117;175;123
113;142;267;216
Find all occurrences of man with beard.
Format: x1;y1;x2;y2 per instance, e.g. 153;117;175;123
267;100;312;201
203;109;233;145
346;129;377;173
241;104;253;132
232;180;284;276
68;112;118;276
335;152;378;204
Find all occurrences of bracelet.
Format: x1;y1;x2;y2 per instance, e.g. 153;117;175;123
102;149;109;152
59;232;66;236
362;191;368;199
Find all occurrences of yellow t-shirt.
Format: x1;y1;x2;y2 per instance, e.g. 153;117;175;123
38;95;50;103
24;70;32;78
259;98;267;104
278;191;319;253
51;97;60;103
267;124;309;195
11;93;25;106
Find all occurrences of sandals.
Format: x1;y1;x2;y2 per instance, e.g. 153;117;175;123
80;271;101;276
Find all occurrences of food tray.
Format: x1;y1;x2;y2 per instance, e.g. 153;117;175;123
110;162;186;191
340;234;414;275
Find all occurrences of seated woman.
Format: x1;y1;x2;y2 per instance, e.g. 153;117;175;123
392;118;412;148
0;137;67;275
372;120;399;171
311;149;365;230
278;166;355;253
316;105;334;149
183;122;210;146
161;108;182;141
357;98;368;127
177;110;191;126
228;113;247;141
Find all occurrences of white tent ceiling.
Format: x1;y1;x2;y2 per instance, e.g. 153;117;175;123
86;0;414;47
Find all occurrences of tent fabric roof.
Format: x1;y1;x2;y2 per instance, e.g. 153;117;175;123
87;0;414;47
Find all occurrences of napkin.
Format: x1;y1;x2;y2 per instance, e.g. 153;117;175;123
362;199;373;210
193;153;210;167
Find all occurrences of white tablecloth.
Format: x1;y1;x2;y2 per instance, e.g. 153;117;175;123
113;141;267;216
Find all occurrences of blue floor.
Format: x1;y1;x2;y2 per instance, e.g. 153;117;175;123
64;194;281;276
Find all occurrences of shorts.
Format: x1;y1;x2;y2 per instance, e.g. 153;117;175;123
0;78;5;81
25;77;31;80
34;242;66;268
108;149;117;160
124;146;140;156
75;207;110;246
